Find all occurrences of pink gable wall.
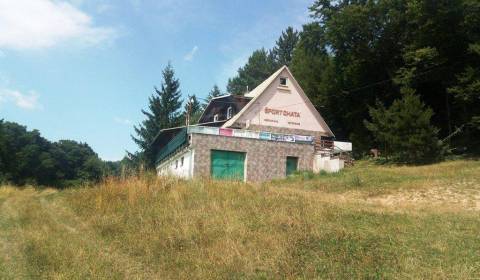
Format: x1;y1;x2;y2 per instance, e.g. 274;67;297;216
235;69;329;134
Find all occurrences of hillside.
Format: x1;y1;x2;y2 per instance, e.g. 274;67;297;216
0;160;479;279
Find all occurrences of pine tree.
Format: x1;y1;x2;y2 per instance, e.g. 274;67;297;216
226;48;278;95
131;63;183;168
207;85;222;101
202;85;222;109
183;94;202;125
364;88;441;163
272;26;299;66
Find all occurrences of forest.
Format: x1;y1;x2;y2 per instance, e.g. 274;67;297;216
1;0;479;186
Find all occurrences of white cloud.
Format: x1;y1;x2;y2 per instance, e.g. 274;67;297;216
183;46;198;61
0;88;42;110
0;0;116;50
114;117;133;125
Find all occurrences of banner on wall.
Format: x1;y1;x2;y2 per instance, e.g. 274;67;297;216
283;135;295;142
219;128;233;136
190;126;314;144
233;130;259;139
259;132;271;140
294;135;314;143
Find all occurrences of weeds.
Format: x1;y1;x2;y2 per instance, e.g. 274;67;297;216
0;160;479;279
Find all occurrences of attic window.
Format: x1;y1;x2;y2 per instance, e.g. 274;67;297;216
213;114;219;122
279;77;288;87
227;106;233;119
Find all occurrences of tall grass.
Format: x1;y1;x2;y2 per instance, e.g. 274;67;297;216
0;160;479;279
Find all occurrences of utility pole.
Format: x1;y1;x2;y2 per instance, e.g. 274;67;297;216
185;97;193;127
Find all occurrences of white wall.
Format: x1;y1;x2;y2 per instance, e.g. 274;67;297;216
156;149;194;178
313;155;344;173
333;141;352;152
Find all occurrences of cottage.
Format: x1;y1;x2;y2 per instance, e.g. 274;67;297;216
153;66;352;181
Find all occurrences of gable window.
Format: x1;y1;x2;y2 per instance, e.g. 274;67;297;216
181;156;184;167
227;106;233;119
279;77;288;87
175;160;178;169
213;114;219;122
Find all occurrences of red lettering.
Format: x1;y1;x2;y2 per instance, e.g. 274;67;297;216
264;107;301;118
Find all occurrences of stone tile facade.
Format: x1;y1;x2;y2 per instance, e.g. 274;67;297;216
190;133;315;182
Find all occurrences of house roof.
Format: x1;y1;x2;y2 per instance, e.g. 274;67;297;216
244;66;286;98
197;94;251;125
222;66;335;137
150;126;186;149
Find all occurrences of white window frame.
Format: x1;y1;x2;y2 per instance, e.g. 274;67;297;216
213;114;219;122
227;106;233;119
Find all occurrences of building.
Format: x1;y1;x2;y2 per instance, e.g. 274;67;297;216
153;66;352;181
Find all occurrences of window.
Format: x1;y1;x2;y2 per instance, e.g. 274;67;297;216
181;156;184;167
175;160;178;169
213;114;219;122
279;77;288;86
227;106;233;119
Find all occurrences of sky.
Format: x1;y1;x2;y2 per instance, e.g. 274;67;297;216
0;0;313;161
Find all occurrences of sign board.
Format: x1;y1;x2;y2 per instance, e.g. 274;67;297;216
219;128;233;136
189;126;316;145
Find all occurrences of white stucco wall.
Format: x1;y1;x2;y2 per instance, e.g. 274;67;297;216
156;149;194;178
313;155;344;173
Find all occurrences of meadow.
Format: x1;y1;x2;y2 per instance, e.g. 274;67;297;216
0;160;479;279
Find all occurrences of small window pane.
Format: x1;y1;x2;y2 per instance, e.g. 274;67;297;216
280;77;287;86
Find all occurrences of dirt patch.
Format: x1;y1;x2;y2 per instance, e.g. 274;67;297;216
366;182;480;212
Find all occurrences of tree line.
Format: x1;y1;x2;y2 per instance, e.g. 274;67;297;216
0;120;116;187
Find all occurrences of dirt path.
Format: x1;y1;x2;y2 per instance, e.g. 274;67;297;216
365;182;480;212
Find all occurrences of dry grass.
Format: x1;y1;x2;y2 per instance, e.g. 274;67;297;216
0;160;479;279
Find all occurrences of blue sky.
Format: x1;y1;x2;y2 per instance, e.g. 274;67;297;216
0;0;312;161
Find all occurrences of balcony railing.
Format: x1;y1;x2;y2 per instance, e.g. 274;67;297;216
156;128;188;164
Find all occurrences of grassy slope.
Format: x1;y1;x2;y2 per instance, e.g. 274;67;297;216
0;160;479;279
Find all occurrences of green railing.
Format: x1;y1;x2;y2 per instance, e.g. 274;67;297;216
156;128;188;164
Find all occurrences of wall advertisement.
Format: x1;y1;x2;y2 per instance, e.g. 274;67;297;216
189;126;314;144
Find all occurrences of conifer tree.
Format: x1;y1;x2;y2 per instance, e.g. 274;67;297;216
202;85;222;109
183;94;202;125
131;63;183;168
272;26;299;66
226;48;277;95
207;85;222;101
364;88;441;163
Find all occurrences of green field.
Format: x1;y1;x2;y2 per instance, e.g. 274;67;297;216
1;160;479;279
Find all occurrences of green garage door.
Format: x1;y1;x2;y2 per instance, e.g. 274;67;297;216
211;150;246;180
